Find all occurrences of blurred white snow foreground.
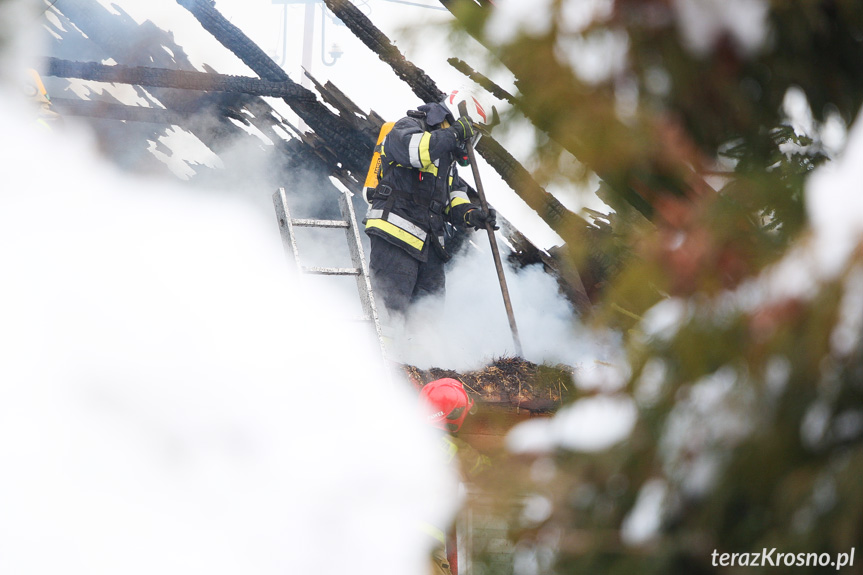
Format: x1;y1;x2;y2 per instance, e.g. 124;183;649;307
0;99;458;575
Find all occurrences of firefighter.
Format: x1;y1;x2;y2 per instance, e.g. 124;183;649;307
364;88;498;325
419;377;489;575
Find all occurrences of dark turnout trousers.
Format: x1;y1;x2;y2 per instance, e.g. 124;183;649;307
369;235;445;317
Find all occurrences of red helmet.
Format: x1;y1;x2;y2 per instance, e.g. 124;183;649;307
419;378;474;433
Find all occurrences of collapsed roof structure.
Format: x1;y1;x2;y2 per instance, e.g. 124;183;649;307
39;0;621;321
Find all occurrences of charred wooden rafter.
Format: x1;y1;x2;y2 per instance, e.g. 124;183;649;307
302;72;387;140
45;1;272;160
176;0;374;180
447;57;514;103
46;57;317;102
45;0;349;208
321;0;446;104
46;55;340;176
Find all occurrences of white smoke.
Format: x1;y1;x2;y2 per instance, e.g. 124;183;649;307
0;8;458;574
392;236;604;372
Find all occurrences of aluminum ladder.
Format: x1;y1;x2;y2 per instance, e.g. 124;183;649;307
272;186;385;356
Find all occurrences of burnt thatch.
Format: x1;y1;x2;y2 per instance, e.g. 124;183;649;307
404;357;577;414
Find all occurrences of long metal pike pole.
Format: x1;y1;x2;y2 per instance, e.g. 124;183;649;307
463;136;524;357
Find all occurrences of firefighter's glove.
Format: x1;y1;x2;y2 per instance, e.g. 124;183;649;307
464;208;498;231
455;143;470;167
451;115;475;143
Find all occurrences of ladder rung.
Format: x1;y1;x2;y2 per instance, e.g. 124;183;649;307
291;218;349;228
273;186;385;358
302;266;362;276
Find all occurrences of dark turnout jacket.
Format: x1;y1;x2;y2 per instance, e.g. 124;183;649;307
364;104;478;262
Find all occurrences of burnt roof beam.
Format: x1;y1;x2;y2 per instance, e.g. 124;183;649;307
176;0;373;177
46;57;318;101
321;0;446;104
